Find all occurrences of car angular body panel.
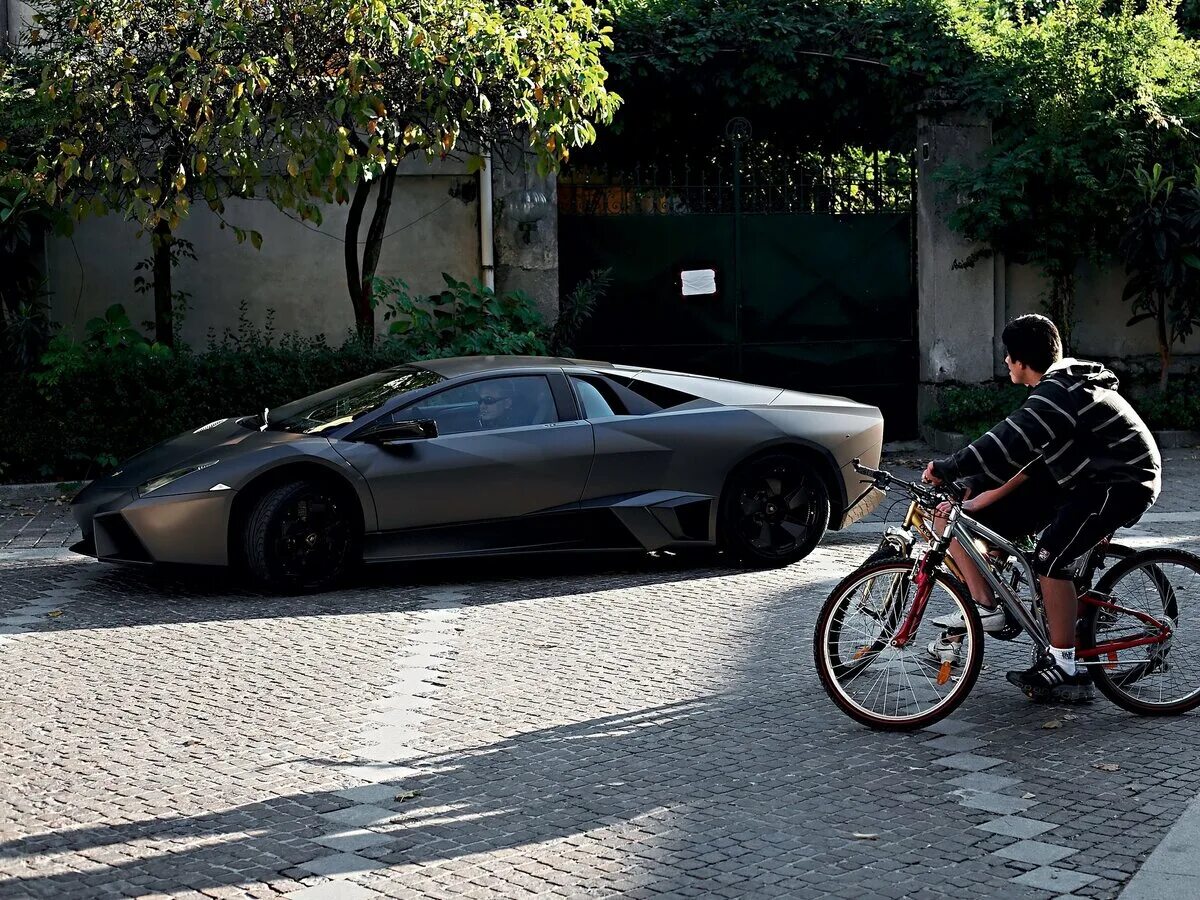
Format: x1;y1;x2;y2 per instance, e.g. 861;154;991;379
70;355;885;582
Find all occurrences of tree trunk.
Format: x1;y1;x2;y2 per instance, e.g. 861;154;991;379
1047;269;1076;355
344;177;373;344
152;220;174;347
357;165;398;343
1157;293;1171;392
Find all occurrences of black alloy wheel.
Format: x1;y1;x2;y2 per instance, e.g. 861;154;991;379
722;453;829;567
244;479;358;592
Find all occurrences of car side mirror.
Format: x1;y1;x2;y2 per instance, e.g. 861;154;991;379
361;419;439;447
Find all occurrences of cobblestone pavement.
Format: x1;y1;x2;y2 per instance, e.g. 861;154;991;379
0;486;79;553
2;459;1200;899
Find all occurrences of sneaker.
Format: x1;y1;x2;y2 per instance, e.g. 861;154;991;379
1043;666;1095;704
924;633;965;669
932;605;1009;635
1006;656;1093;702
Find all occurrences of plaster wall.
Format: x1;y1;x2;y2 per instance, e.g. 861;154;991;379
45;160;483;346
1001;261;1200;377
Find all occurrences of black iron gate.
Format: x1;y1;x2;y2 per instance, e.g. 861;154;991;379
558;120;918;437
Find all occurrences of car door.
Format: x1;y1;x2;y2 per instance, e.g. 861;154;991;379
337;373;594;534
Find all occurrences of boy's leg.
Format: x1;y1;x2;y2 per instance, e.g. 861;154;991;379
947;539;996;609
1039;576;1078;649
1009;483;1153;694
933;473;1056;632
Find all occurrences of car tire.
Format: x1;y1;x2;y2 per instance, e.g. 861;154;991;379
243;479;359;592
719;452;830;568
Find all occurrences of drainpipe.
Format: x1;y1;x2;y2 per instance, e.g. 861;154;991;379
479;152;495;291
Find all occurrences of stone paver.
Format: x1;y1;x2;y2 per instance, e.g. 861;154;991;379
995;840;1078;865
1118;788;1200;899
1013;867;1099;893
978;817;1061;839
0;485;79;551
1;451;1200;898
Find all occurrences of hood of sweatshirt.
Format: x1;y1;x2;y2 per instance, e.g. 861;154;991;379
1043;357;1120;391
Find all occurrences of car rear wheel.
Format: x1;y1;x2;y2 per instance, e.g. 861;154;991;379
243;480;358;592
720;453;830;568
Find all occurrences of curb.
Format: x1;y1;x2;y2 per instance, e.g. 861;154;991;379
1155;430;1200;450
0;548;82;564
920;427;1200;453
0;481;82;499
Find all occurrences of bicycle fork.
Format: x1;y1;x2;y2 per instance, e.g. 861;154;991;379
892;544;950;648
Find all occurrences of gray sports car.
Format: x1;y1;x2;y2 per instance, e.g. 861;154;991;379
71;356;884;590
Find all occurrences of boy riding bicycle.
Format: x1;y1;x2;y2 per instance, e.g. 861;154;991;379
923;314;1162;697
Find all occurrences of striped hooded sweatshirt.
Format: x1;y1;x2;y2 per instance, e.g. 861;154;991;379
933;359;1161;500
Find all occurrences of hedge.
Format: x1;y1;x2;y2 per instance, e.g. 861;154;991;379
927;377;1200;441
0;342;416;482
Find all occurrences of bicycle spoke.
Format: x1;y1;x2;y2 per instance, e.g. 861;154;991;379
1094;557;1200;707
822;564;976;724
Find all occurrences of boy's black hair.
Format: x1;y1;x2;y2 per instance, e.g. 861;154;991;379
1002;314;1063;374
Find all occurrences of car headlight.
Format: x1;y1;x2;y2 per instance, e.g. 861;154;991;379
138;461;220;496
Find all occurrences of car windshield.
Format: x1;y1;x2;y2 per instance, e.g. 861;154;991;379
266;367;444;434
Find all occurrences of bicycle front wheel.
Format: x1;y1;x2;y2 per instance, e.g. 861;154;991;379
1084;549;1200;715
815;560;984;731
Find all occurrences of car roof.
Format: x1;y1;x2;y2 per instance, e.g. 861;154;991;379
414;355;619;378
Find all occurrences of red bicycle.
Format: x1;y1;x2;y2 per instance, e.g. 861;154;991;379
815;462;1200;730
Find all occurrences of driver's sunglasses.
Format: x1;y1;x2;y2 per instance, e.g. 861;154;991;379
479;395;508;405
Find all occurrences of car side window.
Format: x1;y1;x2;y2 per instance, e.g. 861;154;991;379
571;377;618;419
397;375;558;436
569;374;679;418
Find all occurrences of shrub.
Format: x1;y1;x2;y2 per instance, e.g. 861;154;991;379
926;382;1028;440
375;274;550;358
927;375;1200;438
1;278;587;482
3;307;405;482
1134;383;1200;431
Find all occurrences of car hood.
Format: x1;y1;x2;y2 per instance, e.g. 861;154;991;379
90;417;310;490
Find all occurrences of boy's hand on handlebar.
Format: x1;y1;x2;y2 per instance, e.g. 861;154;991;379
936;495;978;517
922;462;942;485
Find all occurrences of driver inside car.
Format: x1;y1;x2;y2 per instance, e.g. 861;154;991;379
475;381;519;430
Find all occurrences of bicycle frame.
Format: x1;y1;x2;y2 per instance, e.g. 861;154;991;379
900;502;1172;662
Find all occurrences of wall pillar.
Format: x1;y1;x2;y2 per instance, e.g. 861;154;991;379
916;109;997;426
490;146;559;321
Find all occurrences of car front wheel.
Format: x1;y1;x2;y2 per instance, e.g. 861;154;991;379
720;453;830;568
243;480;358;592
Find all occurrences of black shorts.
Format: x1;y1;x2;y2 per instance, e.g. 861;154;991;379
1033;483;1153;579
971;464;1063;540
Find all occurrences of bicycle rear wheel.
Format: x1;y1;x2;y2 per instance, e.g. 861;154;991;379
815;560;984;731
1083;549;1200;715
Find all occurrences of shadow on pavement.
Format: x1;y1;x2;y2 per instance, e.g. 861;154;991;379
1;549;742;632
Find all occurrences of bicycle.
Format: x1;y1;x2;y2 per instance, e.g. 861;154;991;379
860;478;1134;642
814;461;1200;730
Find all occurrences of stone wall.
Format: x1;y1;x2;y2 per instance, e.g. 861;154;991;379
915;110;995;422
490;146;559;321
917;108;1200;411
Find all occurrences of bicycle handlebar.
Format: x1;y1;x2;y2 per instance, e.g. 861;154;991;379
852;458;966;507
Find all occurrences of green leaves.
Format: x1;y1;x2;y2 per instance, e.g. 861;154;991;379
375;273;551;357
1120;158;1200;387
